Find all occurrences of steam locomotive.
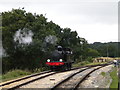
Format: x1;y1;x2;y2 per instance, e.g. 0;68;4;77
46;46;73;71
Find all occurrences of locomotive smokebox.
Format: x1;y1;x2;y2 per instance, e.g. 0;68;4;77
46;45;73;71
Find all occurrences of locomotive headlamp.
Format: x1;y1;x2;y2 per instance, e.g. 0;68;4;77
59;59;63;62
47;59;50;62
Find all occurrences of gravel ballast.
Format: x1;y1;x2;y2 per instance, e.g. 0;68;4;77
79;65;113;88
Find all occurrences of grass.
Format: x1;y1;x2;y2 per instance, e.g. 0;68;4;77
1;69;31;82
73;61;107;68
101;72;106;77
0;66;49;83
72;61;90;67
86;62;106;65
73;60;118;89
110;67;118;89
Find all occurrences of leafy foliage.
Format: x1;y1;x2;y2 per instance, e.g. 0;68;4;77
2;8;89;73
87;48;100;58
2;8;119;73
89;42;120;57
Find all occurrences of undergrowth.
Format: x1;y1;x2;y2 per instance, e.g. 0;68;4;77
110;67;118;89
1;69;31;82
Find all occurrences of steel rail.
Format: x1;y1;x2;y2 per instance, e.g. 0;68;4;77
0;66;86;89
0;70;51;87
5;66;89;90
7;72;57;90
72;64;110;90
1;67;85;90
50;67;90;90
51;63;111;90
1;63;111;90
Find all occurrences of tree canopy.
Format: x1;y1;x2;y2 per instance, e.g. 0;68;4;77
2;8;89;73
2;8;119;73
89;42;120;57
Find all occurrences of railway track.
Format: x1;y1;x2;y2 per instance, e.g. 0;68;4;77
51;63;110;90
0;70;51;87
0;63;111;89
0;70;56;90
0;67;86;89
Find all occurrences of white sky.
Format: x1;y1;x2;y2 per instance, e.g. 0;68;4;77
0;0;119;43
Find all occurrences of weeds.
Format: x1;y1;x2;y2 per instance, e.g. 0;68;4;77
1;69;31;82
110;67;118;89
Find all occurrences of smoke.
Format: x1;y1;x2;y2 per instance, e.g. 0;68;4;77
45;35;58;45
41;35;58;52
14;28;33;44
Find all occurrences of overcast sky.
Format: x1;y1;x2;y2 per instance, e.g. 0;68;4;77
0;0;119;43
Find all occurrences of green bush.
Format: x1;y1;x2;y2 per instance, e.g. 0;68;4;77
85;57;93;62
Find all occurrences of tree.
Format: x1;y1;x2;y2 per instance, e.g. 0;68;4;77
89;42;119;57
87;48;100;58
2;8;89;72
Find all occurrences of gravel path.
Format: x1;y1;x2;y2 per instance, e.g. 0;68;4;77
79;64;113;88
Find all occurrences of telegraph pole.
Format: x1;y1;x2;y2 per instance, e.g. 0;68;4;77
107;45;109;57
80;41;83;62
118;62;120;89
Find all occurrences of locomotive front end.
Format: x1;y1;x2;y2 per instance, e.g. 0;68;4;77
46;46;73;71
46;58;64;66
46;50;65;70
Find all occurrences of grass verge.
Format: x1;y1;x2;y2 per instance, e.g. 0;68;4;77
110;67;118;89
73;61;107;68
0;69;31;83
72;61;90;67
